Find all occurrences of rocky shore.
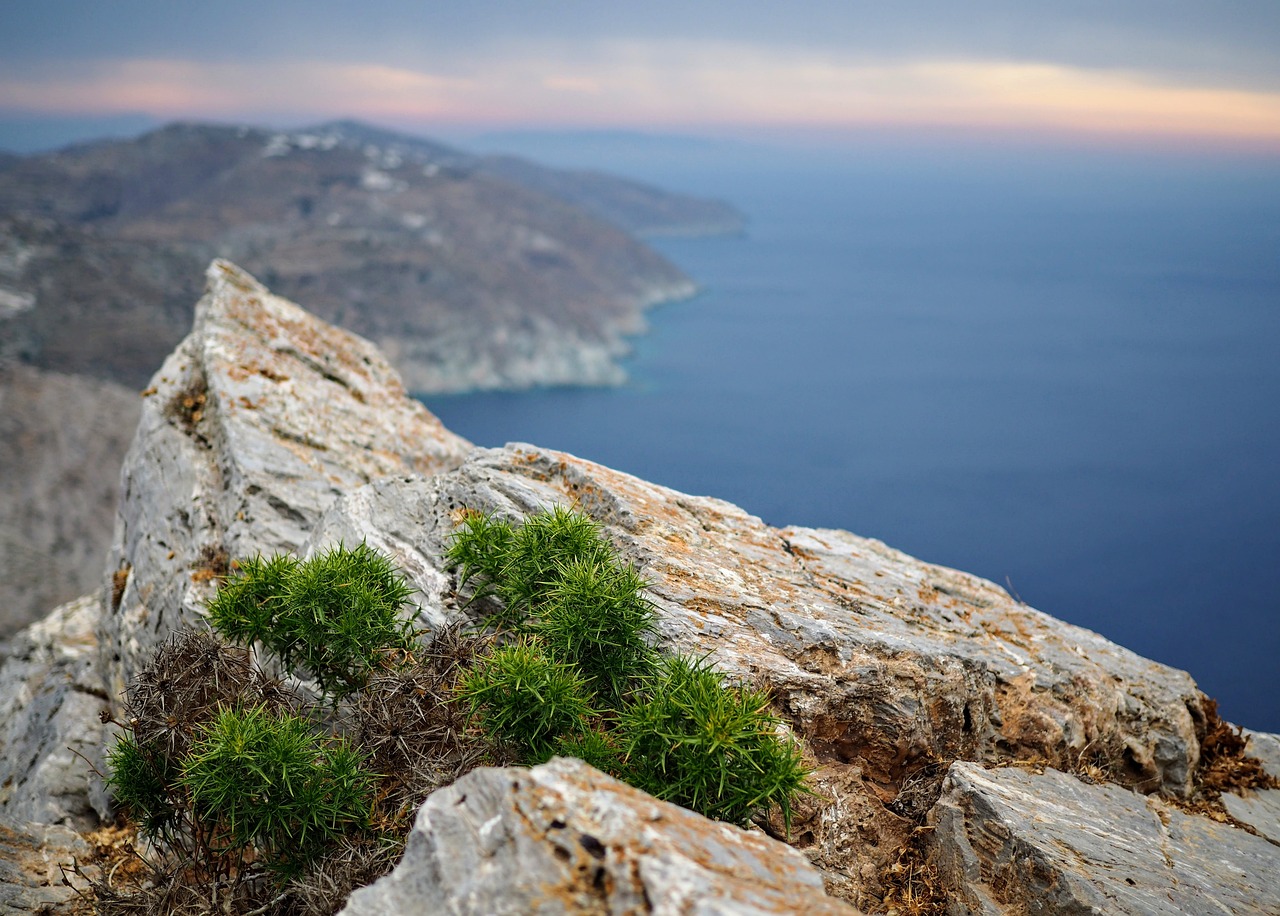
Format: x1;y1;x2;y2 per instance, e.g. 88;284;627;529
0;262;1276;914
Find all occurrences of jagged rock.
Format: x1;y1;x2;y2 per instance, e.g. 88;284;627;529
0;595;108;830
1222;731;1280;846
306;442;1207;906
928;761;1280;915
0;821;90;914
339;757;854;916
101;259;473;704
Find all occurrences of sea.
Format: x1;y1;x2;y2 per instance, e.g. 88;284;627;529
426;136;1280;731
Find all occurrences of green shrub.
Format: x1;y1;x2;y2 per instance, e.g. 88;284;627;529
208;543;416;697
619;655;809;828
105;733;181;841
445;510;514;606
532;555;658;708
204;552;298;647
181;705;373;875
447;506;810;829
460;638;594;763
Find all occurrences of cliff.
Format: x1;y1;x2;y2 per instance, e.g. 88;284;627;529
1;262;1276;914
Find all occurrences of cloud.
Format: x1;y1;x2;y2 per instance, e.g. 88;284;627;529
3;42;1279;146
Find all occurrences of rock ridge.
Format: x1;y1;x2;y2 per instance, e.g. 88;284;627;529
0;261;1275;914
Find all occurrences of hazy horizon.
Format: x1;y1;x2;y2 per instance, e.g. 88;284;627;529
3;3;1280;156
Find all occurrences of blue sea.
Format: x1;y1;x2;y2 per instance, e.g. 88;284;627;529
427;140;1280;731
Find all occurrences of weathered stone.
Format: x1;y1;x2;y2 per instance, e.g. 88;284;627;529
0;821;90;914
340;757;854;916
928;761;1280;915
101;259;473;703
306;441;1207;904
5;262;1256;914
0;595;107;829
1221;730;1280;845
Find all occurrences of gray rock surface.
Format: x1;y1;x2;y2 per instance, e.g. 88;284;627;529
0;821;90;915
101;259;474;704
0;595;108;829
306;441;1207;906
340;757;853;916
1222;730;1280;846
0;363;141;636
929;761;1280;915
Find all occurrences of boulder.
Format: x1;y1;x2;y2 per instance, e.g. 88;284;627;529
929;761;1280;915
340;757;854;916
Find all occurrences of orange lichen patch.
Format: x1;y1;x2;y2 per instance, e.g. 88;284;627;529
139;385;158;398
258;366;289;382
189;544;230;584
111;565;131;611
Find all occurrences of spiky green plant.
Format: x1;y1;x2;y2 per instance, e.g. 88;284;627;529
498;506;614;617
206;552;299;646
105;734;182;841
460;638;595;763
181;705;374;876
618;654;809;828
209;543;416;697
532;555;658;709
445;510;514;606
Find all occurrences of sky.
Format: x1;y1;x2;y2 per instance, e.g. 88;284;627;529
2;2;1280;153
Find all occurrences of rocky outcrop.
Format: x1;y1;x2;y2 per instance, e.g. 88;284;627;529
0;363;141;637
3;262;1276;914
341;757;852;916
929;762;1280;914
0;594;108;830
101;259;472;704
302;444;1211;907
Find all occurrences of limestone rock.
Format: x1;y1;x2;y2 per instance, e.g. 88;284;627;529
0;821;90;915
1221;730;1280;845
101;259;473;703
0;595;108;830
306;442;1207;905
928;761;1280;915
340;757;853;916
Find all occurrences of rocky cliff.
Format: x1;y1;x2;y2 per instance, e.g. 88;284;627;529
1;262;1276;915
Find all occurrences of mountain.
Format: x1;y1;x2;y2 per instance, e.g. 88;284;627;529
0;119;743;393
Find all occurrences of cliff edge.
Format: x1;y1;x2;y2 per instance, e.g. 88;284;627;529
1;262;1276;915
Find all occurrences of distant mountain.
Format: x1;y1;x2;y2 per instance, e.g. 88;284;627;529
0;119;742;392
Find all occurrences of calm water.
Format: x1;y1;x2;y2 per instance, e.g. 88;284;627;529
427;144;1280;731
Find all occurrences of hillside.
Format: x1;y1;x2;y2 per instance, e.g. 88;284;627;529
0;120;743;393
